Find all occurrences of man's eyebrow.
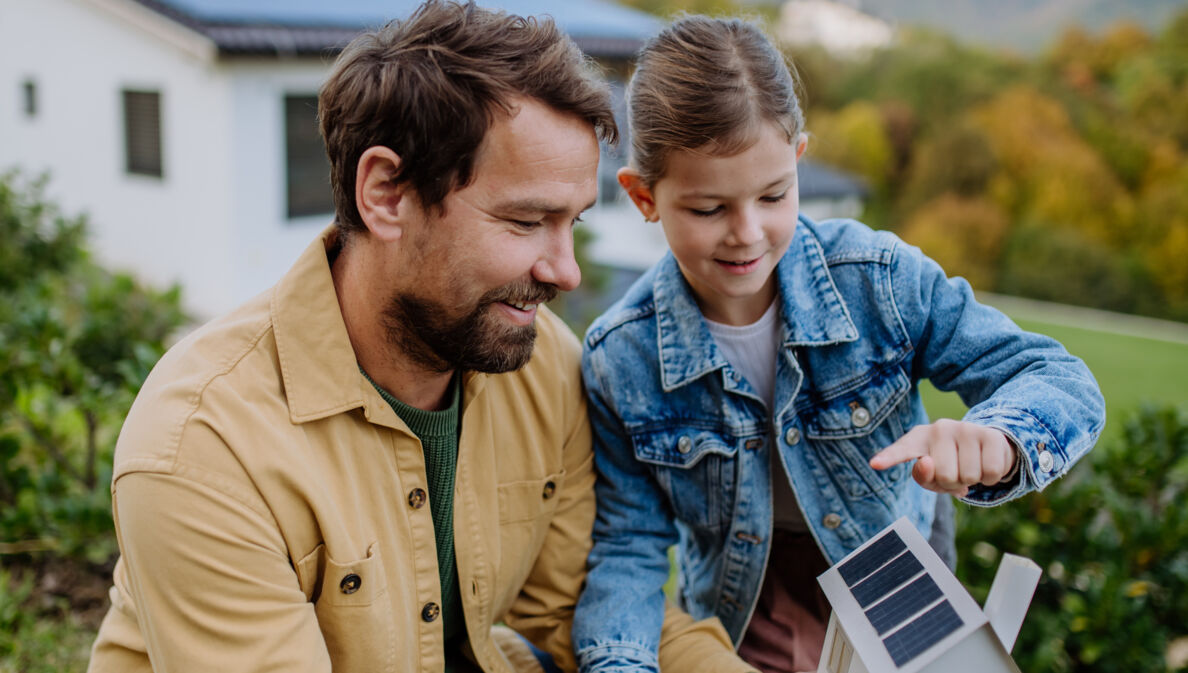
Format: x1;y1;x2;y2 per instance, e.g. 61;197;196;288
497;198;597;216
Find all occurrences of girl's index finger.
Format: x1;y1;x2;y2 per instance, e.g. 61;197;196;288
869;431;928;470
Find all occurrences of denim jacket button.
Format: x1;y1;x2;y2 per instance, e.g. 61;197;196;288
1038;449;1054;473
823;513;842;529
677;436;692;454
850;406;871;428
784;428;801;445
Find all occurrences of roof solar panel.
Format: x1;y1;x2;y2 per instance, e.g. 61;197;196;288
864;574;944;635
851;550;923;607
839;529;906;586
882;600;964;667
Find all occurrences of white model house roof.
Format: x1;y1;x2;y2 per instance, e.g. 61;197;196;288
817;517;1040;673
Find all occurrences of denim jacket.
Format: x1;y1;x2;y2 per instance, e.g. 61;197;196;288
573;216;1104;673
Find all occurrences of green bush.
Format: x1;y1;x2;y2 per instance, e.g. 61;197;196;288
0;171;187;564
957;404;1188;672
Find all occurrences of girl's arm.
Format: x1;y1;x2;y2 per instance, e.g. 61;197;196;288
876;237;1105;506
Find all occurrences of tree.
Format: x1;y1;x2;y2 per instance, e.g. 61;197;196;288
0;171;187;564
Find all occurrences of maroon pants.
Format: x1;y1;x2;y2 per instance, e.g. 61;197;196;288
737;531;832;673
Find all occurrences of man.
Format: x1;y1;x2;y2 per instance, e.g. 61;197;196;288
87;2;755;672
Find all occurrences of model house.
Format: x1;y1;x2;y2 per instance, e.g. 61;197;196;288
817;517;1041;673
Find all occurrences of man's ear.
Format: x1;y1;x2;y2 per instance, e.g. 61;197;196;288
356;146;411;242
617;167;659;222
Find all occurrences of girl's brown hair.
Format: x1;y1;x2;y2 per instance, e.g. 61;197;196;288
626;15;804;185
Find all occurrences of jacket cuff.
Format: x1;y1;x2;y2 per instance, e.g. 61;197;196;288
960;408;1065;506
576;643;659;673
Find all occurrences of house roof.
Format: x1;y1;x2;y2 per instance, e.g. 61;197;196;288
135;0;662;58
799;158;868;200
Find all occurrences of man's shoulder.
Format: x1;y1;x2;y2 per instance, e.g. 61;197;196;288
113;290;283;474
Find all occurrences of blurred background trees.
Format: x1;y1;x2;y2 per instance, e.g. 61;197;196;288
0;171;187;670
794;9;1188;321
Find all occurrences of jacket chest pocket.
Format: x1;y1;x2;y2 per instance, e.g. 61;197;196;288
631;427;739;532
296;542;397;671
803;367;913;500
491;471;565;616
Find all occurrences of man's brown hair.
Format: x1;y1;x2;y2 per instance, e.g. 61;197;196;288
318;0;618;236
625;15;804;186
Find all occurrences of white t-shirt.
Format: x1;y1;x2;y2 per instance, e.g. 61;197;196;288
706;302;808;532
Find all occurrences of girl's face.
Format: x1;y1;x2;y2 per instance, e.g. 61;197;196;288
619;122;808;325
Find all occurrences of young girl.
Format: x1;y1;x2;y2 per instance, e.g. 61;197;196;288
572;15;1104;673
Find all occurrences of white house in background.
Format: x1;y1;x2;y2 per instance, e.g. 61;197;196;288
816;517;1041;673
0;0;659;319
777;0;894;55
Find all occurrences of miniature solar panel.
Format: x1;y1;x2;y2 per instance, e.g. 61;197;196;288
851;552;924;607
838;529;906;585
882;600;964;666
865;574;944;635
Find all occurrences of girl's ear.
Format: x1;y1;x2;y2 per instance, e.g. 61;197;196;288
795;132;808;162
617;167;660;222
356;146;412;242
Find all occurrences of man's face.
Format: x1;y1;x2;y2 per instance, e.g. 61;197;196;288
383;98;600;373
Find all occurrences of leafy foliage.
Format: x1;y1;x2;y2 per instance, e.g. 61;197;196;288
795;7;1188;322
0;171;187;564
957;405;1188;672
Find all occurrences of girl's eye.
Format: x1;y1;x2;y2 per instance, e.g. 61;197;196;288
690;206;723;217
760;191;788;204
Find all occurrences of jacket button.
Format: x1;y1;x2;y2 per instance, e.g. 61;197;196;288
744;438;763;451
677;436;692;454
850;406;871;428
542;481;556;499
1038;449;1054;473
339;573;362;594
823;513;843;529
408;488;427;509
421;602;440;622
784;428;801;445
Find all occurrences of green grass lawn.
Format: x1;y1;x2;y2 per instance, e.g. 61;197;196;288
921;314;1188;444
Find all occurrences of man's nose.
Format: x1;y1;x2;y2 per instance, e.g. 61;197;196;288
533;229;582;292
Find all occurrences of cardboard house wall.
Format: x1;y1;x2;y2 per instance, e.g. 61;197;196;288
816;517;1041;673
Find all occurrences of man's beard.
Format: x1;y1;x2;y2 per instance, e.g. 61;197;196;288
382;279;558;374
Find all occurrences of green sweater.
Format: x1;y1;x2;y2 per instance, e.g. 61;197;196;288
363;370;465;654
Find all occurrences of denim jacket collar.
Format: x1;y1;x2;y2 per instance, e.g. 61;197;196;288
652;215;858;391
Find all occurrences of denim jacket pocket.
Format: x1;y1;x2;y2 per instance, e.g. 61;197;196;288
630;426;739;532
803;367;913;500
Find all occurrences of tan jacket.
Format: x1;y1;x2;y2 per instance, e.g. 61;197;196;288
88;230;751;673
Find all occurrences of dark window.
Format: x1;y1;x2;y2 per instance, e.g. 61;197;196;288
123;89;163;178
284;94;333;219
22;79;36;117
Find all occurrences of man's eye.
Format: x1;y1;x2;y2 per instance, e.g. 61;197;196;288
512;219;540;229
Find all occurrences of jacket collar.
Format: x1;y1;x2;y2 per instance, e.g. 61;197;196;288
653;215;858;391
270;227;490;426
270;226;371;424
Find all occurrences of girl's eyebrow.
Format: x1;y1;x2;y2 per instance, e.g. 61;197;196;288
677;172;796;200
